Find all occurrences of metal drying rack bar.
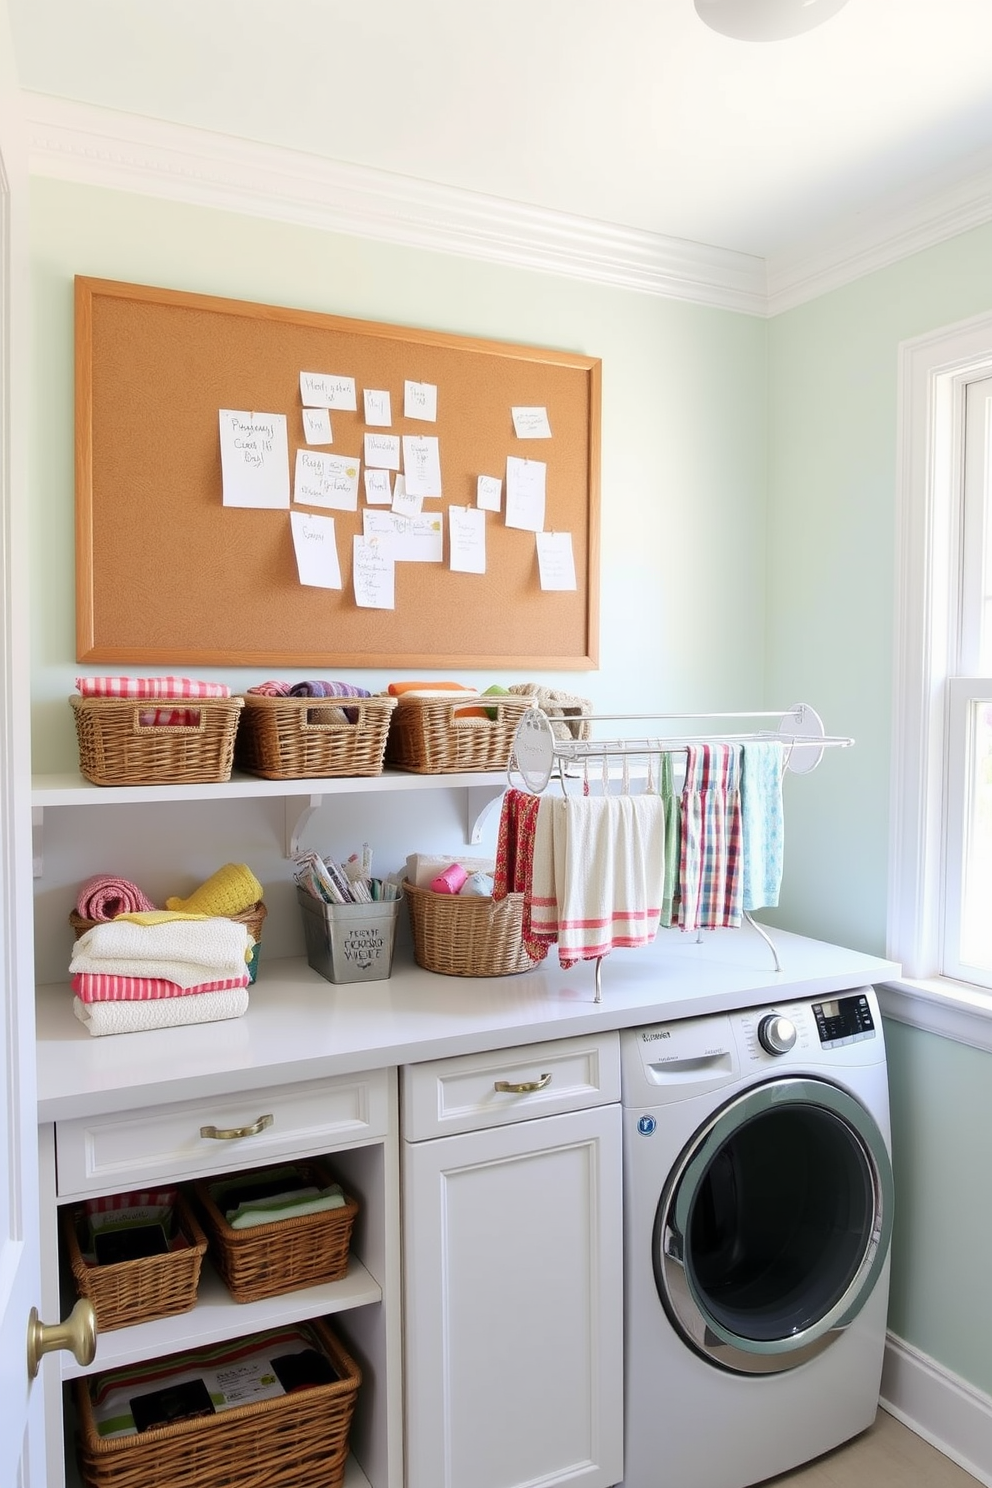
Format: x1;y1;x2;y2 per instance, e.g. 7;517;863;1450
506;703;854;999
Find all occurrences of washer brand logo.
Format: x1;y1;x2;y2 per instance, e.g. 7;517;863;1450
641;1030;671;1041
637;1116;656;1136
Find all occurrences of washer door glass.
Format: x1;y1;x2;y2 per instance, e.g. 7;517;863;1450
654;1077;893;1375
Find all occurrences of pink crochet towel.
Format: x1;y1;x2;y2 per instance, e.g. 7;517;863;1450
76;875;157;921
75;677;231;699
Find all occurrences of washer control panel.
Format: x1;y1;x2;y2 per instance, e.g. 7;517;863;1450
811;991;876;1048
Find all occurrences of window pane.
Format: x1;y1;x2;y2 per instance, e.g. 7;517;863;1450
959;698;992;978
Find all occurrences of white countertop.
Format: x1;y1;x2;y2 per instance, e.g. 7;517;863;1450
35;924;899;1123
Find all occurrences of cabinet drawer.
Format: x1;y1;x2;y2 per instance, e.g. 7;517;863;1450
55;1069;391;1199
402;1032;620;1141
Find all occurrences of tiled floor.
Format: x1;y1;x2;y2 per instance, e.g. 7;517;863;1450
764;1409;982;1487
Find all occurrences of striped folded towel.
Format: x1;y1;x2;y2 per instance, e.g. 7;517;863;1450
75;677;232;699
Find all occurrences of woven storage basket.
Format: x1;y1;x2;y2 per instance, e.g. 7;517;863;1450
70;695;244;786
192;1158;359;1303
69;901;268;984
403;878;539;976
234;693;397;779
62;1192;207;1333
74;1318;360;1488
385;694;531;773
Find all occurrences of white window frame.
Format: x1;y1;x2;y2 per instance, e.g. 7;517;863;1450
884;310;992;1052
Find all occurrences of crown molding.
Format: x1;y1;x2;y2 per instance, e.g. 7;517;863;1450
21;92;768;315
766;157;992;315
22;93;992;319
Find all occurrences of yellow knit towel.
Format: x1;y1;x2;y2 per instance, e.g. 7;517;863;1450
165;863;263;918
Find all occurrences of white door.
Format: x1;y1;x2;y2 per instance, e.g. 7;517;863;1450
0;7;46;1485
403;1105;624;1488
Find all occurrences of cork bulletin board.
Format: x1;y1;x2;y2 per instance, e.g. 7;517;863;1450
74;277;601;669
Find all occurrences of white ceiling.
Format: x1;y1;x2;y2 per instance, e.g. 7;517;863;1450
8;0;992;292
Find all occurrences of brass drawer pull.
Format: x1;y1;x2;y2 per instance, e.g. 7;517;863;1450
494;1073;552;1094
199;1113;274;1140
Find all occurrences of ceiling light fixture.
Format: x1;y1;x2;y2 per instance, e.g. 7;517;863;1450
694;0;850;41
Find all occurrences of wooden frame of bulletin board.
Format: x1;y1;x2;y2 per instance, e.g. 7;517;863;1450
75;277;601;670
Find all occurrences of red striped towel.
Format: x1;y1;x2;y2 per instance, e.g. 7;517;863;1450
71;972;250;1003
75;677;231;699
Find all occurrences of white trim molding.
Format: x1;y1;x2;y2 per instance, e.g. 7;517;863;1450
21;93;992;318
882;1333;992;1487
887;312;992;1044
879;979;992;1056
21;93;769;315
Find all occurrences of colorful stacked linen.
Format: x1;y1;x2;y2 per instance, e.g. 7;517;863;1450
69;917;253;1036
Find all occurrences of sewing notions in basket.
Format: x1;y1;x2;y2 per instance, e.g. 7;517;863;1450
403;878;538;976
70;695;244;786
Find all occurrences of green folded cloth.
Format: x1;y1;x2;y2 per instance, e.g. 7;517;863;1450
481;684;510;721
226;1184;346;1229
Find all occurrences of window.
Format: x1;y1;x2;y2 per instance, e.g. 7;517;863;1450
887;316;992;1050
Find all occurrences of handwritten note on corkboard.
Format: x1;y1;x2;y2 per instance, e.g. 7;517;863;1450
75;277;601;670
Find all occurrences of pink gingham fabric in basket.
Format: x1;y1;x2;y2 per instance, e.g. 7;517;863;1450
75;676;231;699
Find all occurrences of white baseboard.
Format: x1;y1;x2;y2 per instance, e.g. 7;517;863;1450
881;1332;992;1485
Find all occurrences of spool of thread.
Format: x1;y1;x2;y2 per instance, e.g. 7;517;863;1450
430;862;468;895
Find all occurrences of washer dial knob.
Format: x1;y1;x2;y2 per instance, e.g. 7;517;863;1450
757;1013;797;1055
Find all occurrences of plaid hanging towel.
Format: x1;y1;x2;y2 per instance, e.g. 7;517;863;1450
678;743;743;932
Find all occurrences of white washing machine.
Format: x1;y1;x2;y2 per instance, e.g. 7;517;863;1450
620;988;893;1488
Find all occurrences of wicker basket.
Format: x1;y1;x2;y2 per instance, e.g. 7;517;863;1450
385;694;531;773
70;695;244;786
235;693;397;779
74;1318;360;1488
403;878;539;976
192;1159;359;1303
69;901;268;983
62;1192;207;1333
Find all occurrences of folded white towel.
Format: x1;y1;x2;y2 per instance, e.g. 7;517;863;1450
70;918;252;989
72;986;249;1036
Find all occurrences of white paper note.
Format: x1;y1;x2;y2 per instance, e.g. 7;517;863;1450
291;510;342;589
449;506;486;574
364;388;392;426
364;468;393;505
353;536;395;609
219;410;290;509
404;380;438;422
364;432;401;470
536;531;577;590
293;449;361;511
477;474;502;512
302;408;333;445
512;406;552;439
363;509;443;563
402;435;442;497
300;371;357;410
391;472;422;518
505;455;546;532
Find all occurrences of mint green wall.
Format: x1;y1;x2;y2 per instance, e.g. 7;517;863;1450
28;177;767;773
766;224;992;1395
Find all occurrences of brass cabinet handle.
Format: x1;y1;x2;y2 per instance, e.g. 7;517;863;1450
27;1298;97;1379
494;1072;553;1094
199;1112;274;1140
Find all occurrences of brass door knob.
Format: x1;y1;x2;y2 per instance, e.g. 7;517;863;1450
27;1298;97;1379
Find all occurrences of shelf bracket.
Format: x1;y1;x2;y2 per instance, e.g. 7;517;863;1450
466;784;505;845
284;794;323;858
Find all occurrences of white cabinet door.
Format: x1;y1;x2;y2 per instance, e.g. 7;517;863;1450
403;1104;623;1488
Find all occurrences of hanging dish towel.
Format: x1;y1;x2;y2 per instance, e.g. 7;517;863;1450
492;787;551;963
658;752;682;928
552;794;667;967
740;740;786;911
679;743;743;932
